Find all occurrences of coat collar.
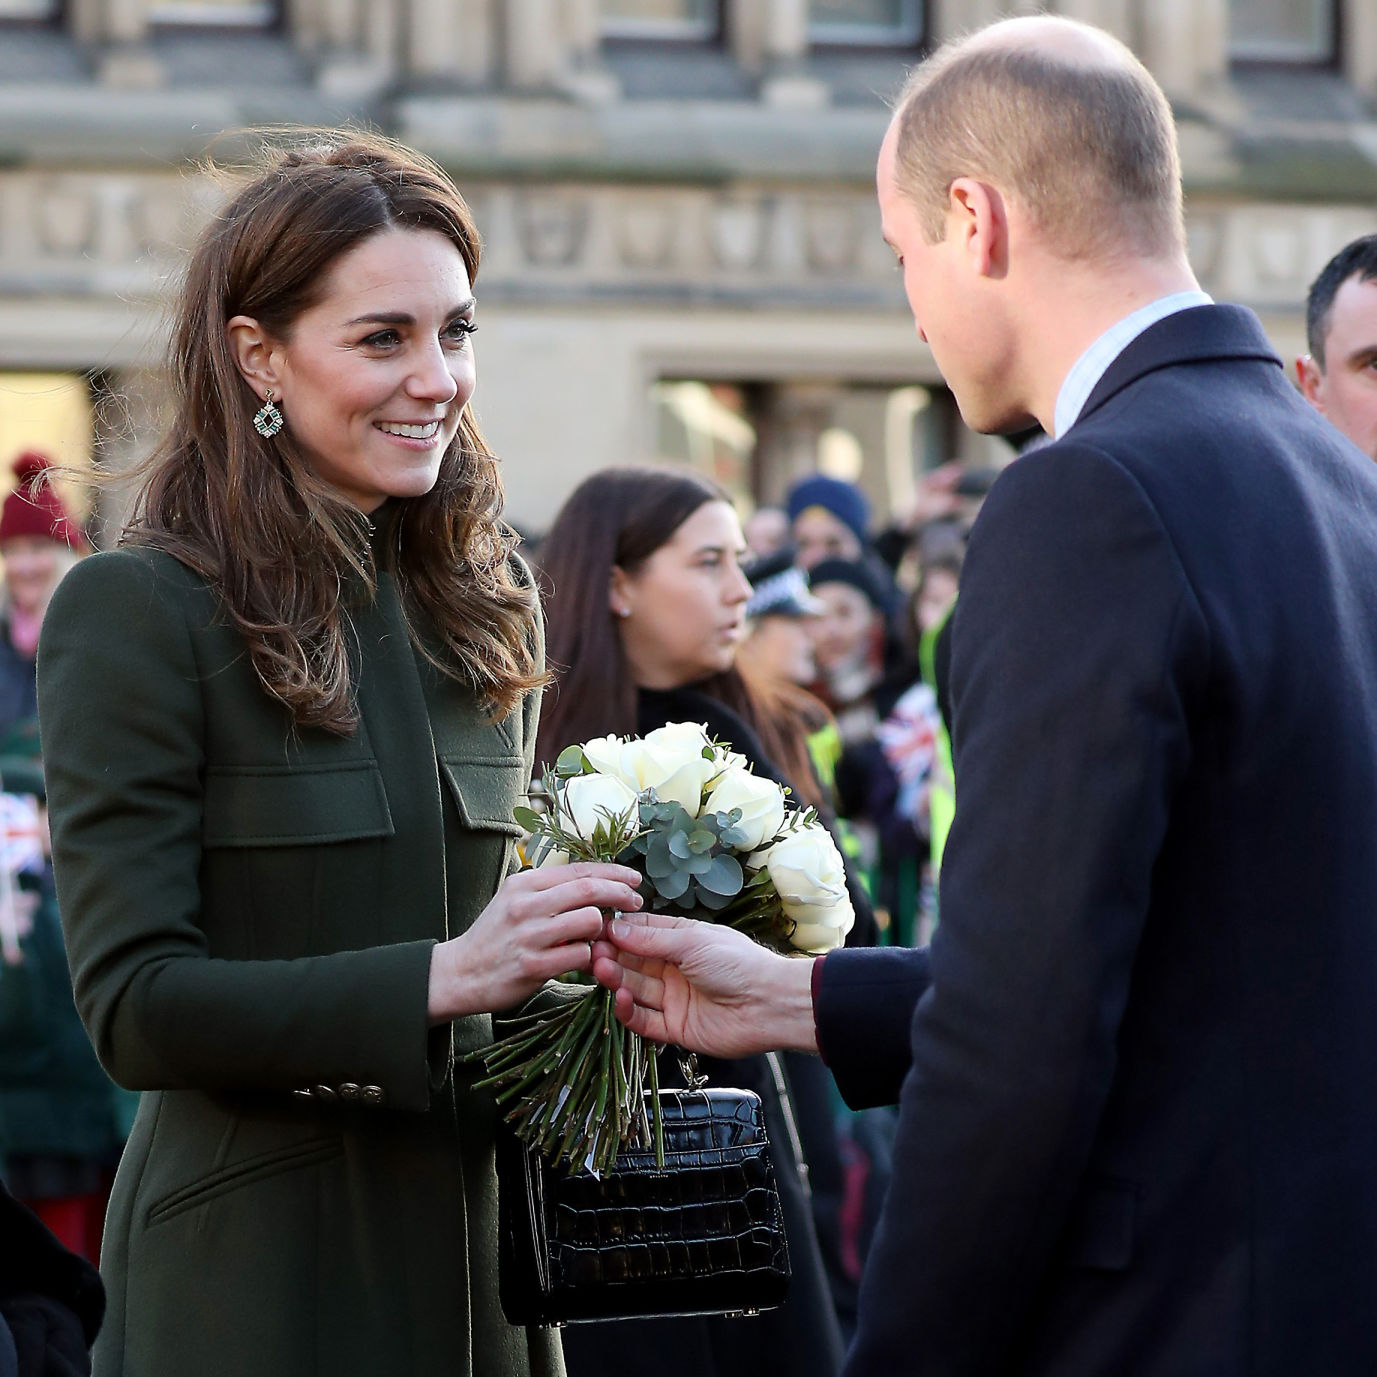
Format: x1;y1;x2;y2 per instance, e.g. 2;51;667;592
1074;304;1283;429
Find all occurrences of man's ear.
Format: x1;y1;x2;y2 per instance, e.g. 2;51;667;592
1296;354;1326;409
947;178;1007;280
226;315;283;399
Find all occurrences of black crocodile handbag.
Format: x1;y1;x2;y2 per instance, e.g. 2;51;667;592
497;1085;792;1326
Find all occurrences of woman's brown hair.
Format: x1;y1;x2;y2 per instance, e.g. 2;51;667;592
124;129;543;734
535;466;824;808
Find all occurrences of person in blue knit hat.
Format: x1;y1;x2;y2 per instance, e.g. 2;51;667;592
786;475;871;570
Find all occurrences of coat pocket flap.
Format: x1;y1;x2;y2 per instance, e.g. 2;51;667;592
1062;1177;1138;1271
203;763;394;848
439;757;526;836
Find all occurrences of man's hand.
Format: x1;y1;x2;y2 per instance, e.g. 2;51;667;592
593;912;819;1057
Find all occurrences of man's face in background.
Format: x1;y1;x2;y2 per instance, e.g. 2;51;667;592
1298;273;1377;461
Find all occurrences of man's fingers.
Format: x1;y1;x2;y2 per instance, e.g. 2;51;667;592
612;961;666;1012
613;986;669;1042
609;912;693;960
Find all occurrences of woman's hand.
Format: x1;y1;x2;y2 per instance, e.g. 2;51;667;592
427;862;644;1022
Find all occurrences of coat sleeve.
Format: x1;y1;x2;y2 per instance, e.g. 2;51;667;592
814;946;931;1108
844;444;1209;1375
37;550;440;1112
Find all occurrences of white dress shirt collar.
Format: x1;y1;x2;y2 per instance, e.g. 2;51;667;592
1052;290;1214;438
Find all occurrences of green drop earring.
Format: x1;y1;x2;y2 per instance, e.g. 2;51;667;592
253;389;284;438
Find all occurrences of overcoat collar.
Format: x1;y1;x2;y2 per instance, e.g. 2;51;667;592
1075;304;1283;429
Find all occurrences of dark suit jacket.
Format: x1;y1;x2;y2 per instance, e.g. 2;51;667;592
815;306;1377;1376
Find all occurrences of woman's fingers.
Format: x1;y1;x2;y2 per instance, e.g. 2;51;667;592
524;875;644;922
543;906;605;947
519;861;644;894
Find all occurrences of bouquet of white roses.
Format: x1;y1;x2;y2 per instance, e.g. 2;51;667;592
465;721;855;1174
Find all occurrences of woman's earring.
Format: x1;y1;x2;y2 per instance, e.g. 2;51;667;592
253;389;284;439
616;606;631;619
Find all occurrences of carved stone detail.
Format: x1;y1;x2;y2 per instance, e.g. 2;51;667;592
515;191;589;267
35;183;97;259
708;196;768;271
616;199;678;271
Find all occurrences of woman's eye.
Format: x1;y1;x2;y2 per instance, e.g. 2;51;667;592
362;329;401;348
445;320;478;345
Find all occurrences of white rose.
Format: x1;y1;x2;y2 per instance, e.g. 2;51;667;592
704;767;787;851
620;722;718;815
562;773;640;843
713;744;750;773
761;824;855;950
642;722;714;759
581;734;637;788
789;893;856;954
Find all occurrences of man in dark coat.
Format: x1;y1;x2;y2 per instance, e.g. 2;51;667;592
599;15;1377;1377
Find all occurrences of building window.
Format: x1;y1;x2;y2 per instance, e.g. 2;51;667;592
149;0;278;27
1228;0;1336;63
600;0;719;41
0;1;60;19
809;0;923;46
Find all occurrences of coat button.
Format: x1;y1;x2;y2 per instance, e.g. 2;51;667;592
313;1084;338;1104
361;1085;385;1107
338;1082;361;1103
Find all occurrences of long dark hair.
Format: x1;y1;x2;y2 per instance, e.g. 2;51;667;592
536;466;823;807
124;130;545;734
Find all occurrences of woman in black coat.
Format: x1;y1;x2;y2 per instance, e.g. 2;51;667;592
534;467;846;1377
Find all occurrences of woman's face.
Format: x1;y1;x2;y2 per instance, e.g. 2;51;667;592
916;564;960;635
811;581;879;673
3;537;61;616
238;227;477;513
612;500;752;690
740;615;816;686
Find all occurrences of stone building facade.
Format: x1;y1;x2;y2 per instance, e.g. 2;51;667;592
0;0;1375;534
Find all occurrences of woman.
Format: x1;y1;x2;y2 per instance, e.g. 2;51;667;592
535;467;846;1377
36;133;644;1377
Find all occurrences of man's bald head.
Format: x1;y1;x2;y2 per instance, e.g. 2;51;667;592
891;15;1184;262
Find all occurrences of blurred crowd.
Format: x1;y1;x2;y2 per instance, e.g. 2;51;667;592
741;464;994;950
0;456;132;1274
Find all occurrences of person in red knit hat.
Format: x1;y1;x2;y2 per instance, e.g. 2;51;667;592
0;449;123;1275
0;452;85;745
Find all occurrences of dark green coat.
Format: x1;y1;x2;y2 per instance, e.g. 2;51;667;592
37;527;563;1377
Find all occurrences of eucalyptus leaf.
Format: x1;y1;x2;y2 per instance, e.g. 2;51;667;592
668;830;695;860
556;745;588;778
698;852;744;896
513;805;543;833
657;868;692;901
694;885;734;911
645;838;679;881
683;849;714;877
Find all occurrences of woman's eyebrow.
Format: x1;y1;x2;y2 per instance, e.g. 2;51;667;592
344;298;477;327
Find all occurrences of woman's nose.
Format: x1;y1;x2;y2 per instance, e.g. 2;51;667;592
406;344;461;404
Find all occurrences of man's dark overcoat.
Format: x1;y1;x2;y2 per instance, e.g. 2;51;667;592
817;306;1377;1376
